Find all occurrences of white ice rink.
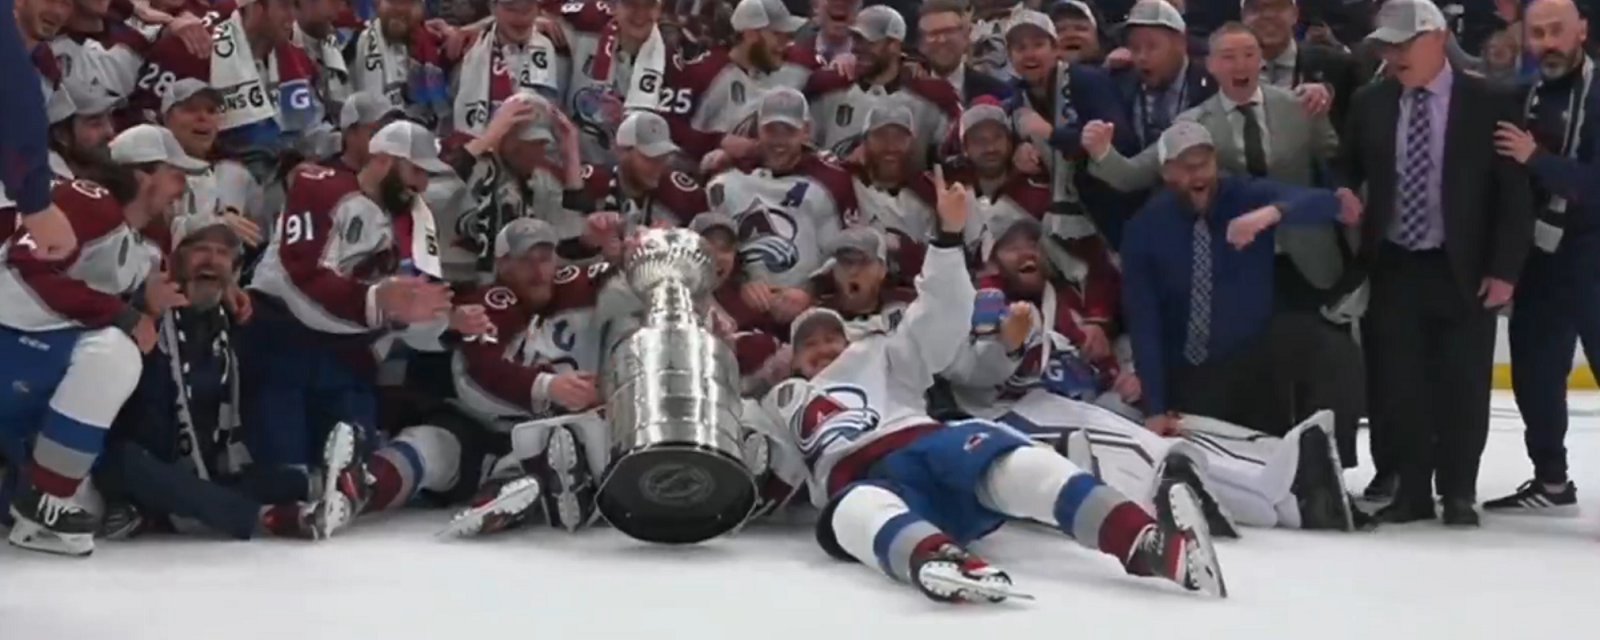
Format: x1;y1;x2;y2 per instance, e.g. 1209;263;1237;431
5;391;1600;640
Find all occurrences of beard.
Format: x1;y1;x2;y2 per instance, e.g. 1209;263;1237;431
378;168;416;214
382;16;412;42
749;40;781;73
999;264;1045;297
63;143;111;169
1539;48;1582;79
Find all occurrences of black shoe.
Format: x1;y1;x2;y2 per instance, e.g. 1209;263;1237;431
1441;498;1480;528
1362;472;1398;502
8;484;96;556
1483;480;1579;517
98;501;146;540
1374;498;1435;524
1157;452;1240;539
1291;427;1354;531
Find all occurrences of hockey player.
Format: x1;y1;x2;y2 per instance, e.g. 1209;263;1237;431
46;81;120;180
291;0;353;117
53;0;153;102
845;103;938;257
746;166;1226;603
1;0;73;230
442;93;584;275
810;226;917;340
706;88;857;288
552;0;671;164
0;125;202;555
245;121;473;483
653;0;813;159
802;6;960;163
947;101;1050;247
96;215;355;541
692;212;801;395
573;111;708;230
450;0;561;136
161;79;268;252
347;0;449;125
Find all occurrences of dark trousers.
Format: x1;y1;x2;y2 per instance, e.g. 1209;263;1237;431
1170;312;1364;446
94;441;307;540
1366;246;1497;503
1508;232;1600;485
1362;319;1398;478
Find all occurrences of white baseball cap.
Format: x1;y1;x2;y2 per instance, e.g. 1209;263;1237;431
494;218;560;258
616;111;680;158
1156;121;1215;164
1125;0;1187;33
109;125;209;174
340;91;405;129
369;121;451;174
162;78;222;115
851;6;908;42
863;102;915;135
757;88;811;128
1006;9;1059;41
730;0;807;33
1367;0;1447;45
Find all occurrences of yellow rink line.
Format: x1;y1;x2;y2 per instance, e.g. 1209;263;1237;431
1491;364;1599;390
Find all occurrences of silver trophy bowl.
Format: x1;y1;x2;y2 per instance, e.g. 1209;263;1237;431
598;228;755;544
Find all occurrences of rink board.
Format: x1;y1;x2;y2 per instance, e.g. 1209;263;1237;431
4;392;1600;640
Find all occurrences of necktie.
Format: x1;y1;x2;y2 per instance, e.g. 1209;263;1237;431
1184;218;1213;366
1397;89;1434;248
1239;103;1268;177
1144;88;1171;145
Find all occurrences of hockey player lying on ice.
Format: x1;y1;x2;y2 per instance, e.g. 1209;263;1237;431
745;165;1227;604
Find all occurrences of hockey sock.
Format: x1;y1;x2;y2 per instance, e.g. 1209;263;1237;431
28;409;111;498
829;484;956;584
366;426;462;513
30;329;142;498
978;447;1153;563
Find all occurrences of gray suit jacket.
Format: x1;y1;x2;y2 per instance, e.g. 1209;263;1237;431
1089;85;1349;290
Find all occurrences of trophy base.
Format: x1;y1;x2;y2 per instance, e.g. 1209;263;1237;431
598;445;757;545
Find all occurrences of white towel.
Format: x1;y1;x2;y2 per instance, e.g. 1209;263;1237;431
210;12;278;131
352;20;411;107
621;26;668;111
454;21;560;135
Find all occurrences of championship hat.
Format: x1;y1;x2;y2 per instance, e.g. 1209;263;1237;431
1156;120;1215;164
980;211;1043;262
757;87;811;128
494;218;560;258
1005;9;1059;40
863;102;915;135
1367;0;1447;45
340;91;405;129
1125;0;1187;32
790;307;848;345
730;0;808;33
109;125;209;174
369;121;452;174
172;213;243;250
1048;0;1098;29
616;112;681;158
851;6;908;42
830;226;890;264
960;102;1010;140
161;78;223;115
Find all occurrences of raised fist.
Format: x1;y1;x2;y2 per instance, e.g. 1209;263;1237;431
999;302;1035;352
1081;120;1115;161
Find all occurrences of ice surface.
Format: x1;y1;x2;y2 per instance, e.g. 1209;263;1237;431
5;392;1600;640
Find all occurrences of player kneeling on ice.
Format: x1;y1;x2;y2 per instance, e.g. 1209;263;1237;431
745;168;1226;603
341;219;613;537
93;217;353;541
0;127;199;556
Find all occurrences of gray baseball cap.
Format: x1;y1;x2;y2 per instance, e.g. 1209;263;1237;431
369;121;451;174
757;87;811;128
162;78;223;115
63;81;119;120
981;211;1042;261
109;125;209;174
1125;0;1186;33
730;0;807;33
502;91;557;143
616;111;680;158
1156;121;1215;163
830;226;889;263
173;214;242;250
960;103;1010;139
1367;0;1447;45
790;307;848;345
340;92;405;129
1006;9;1059;41
689;212;738;236
494;218;560;258
851;6;908;42
863;102;914;135
1049;0;1098;28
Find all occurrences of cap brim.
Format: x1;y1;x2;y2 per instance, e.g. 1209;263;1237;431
1366;27;1419;44
1160;141;1215;163
759;116;807;129
850;26;886;42
638;140;680;158
170;156;210;174
169;88;223;112
1006;22;1056;41
775;16;807;33
414;156;452;175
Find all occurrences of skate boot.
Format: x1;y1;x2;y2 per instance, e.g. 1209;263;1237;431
8;484;96;556
910;541;1029;604
1292;427;1354;531
260;503;320;539
441;475;544;537
310;422;364;539
99;500;147;540
1483;480;1579;517
532;426;598;531
1127;480;1228;597
1157;450;1240;539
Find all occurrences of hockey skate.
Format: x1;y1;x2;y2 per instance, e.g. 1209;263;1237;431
1291;426;1354;532
910;541;1032;604
529;425;599;531
8;484;96;556
1156;449;1240;539
1127;481;1228;598
310;422;364;539
441;475;544;537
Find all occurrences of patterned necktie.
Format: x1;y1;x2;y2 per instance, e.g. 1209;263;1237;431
1184;218;1213;366
1239;103;1268;177
1396;88;1434;248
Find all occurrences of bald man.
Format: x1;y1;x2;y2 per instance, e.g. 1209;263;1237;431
1487;0;1596;515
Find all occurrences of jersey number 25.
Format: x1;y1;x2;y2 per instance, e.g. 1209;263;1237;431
658;89;693;114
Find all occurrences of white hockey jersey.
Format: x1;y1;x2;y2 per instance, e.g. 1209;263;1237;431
0;180;156;332
707;154;858;288
652;45;819;156
803;71;961;163
172;160;266;229
553;0;666;165
744;245;975;504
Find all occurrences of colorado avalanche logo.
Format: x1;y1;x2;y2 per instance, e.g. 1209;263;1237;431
735;200;802;275
573;85;625;144
793;384;881;463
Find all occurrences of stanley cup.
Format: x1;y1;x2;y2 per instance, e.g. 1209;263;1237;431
598;228;756;544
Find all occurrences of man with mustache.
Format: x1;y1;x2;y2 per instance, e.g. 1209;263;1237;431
803;6;960;163
1484;0;1596;516
552;0;674;164
572;111;708;230
244;121;487;532
914;0;1011;103
1243;0;1363;125
46;81;120;180
94;216;353;542
1048;0;1103;65
845;103;939;262
651;0;814;159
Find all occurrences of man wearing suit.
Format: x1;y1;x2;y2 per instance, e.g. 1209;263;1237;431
1113;0;1219;150
1085;23;1366;461
1243;0;1367;125
1338;0;1533;527
916;0;1013;103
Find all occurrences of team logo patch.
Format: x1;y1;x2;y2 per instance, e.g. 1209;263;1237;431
345;218;363;243
573;85;624;132
670;171;698;191
553;265;581;284
793;384;880;461
484;286;518;310
735;199;803;275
